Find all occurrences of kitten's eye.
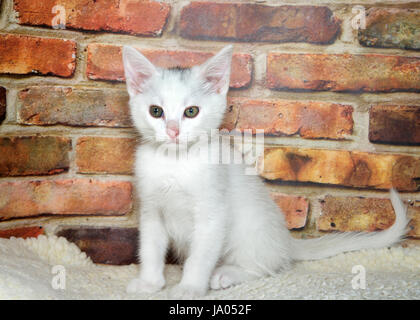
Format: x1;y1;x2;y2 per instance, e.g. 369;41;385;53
184;106;199;118
149;105;164;118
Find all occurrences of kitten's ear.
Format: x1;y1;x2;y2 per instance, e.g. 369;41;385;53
122;46;157;97
198;45;233;95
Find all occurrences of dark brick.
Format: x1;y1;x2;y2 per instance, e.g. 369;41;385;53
358;8;420;51
0;136;71;176
57;227;183;265
369;105;420;145
0;87;5;124
180;3;340;44
17;86;132;128
57;227;139;265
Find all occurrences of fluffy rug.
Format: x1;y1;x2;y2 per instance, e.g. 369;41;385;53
0;235;419;300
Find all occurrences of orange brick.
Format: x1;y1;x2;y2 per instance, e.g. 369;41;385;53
270;193;308;229
0;179;133;220
76;137;136;174
0;136;71;177
0;34;76;77
14;0;170;36
408;205;420;239
259;147;420;191
227;97;353;139
319;196;395;232
318;196;420;238
267;53;420;92
86;44;252;89
220;102;240;131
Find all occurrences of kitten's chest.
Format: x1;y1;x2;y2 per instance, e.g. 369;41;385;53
136;147;201;253
136;146;205;197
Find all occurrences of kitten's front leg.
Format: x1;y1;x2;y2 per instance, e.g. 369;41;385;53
170;204;225;299
127;206;168;294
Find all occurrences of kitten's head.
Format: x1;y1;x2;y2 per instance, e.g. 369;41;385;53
122;45;233;145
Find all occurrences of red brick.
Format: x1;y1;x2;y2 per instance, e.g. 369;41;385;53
369;105;420;145
0;226;44;239
14;0;170;36
76;137;136;174
0;34;76;77
267;53;420;93
86;44;252;88
0;136;71;177
17;86;131;127
0;179;132;221
270;193;308;229
57;227;138;265
358;8;420;50
0;87;5;124
180;3;340;44
318;196;420;238
259;147;420;191
227;97;353;139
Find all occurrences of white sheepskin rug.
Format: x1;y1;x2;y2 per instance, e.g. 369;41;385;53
1;235;419;300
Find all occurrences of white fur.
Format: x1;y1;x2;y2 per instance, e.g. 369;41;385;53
122;45;410;298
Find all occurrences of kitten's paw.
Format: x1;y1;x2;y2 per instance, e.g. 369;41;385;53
126;277;165;294
210;269;235;290
169;283;207;299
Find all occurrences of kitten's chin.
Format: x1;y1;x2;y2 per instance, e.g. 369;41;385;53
159;137;180;145
162;136;201;148
147;134;201;147
168;137;179;144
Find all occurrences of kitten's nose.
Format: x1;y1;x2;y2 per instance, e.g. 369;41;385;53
166;120;179;139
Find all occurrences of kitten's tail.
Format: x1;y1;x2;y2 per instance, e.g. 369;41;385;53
290;189;410;261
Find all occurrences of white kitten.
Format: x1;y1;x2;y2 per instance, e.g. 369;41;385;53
122;45;409;298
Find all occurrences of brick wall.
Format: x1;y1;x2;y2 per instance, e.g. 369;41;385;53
0;0;419;265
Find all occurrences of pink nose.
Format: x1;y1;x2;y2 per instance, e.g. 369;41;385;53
166;120;179;139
